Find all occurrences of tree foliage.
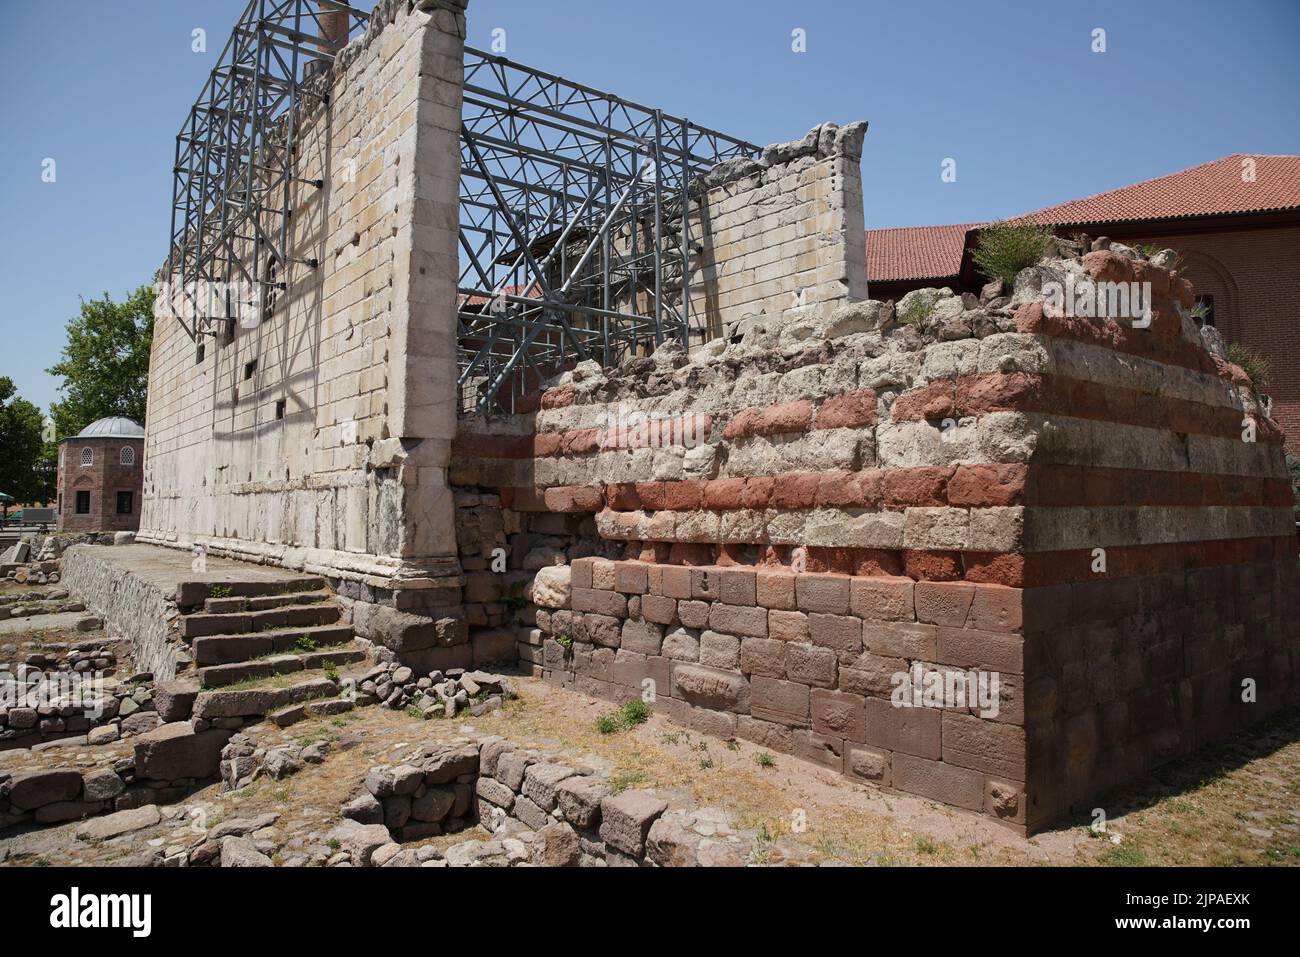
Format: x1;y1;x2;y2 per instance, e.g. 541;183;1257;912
47;285;154;438
0;377;51;505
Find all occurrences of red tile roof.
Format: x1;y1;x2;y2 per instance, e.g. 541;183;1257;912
865;154;1300;282
1013;154;1300;228
866;222;979;282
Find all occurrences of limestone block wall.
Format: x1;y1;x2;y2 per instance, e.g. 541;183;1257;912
451;245;1299;832
681;123;869;345
139;0;468;626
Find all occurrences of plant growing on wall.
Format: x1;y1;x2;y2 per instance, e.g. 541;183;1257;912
971;222;1056;285
1226;342;1270;389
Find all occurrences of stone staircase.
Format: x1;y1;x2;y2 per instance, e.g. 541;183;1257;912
171;576;370;727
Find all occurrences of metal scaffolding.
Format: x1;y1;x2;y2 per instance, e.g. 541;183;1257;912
166;3;757;414
458;50;758;415
165;0;369;341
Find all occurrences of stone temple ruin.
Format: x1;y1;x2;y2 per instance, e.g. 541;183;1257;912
44;0;1298;839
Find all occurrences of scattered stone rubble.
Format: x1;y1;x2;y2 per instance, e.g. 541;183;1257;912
0;662;152;750
358;661;518;719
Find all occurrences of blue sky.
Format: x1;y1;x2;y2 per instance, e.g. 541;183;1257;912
1;0;1297;415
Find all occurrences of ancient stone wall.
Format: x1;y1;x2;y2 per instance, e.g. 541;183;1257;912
679;123;868;344
451;242;1299;833
139;0;468;632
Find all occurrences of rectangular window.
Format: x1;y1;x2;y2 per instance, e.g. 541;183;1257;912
76;491;91;514
275;399;286;420
244;359;257;380
116;491;133;515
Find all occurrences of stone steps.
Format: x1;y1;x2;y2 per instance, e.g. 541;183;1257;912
267;696;356;729
179;602;341;639
190;623;357;666
197;644;368;688
202;590;331;614
175;576;327;607
191;676;341;721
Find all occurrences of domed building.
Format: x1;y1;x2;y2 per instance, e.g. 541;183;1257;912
56;417;145;533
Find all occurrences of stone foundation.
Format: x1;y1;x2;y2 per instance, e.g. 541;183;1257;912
451;241;1299;834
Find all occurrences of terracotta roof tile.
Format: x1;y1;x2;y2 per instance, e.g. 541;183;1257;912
866;222;979;282
1011;153;1300;227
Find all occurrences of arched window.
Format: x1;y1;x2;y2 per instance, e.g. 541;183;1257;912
79;448;93;467
120;446;136;466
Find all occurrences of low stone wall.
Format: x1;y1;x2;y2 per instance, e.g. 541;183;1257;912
450;241;1300;833
0;720;226;830
335;736;748;866
61;546;181;680
0;659;153;752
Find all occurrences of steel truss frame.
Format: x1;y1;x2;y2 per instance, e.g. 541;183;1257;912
167;5;757;415
457;50;757;415
166;0;369;341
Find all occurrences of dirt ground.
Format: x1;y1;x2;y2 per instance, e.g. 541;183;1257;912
3;669;1297;867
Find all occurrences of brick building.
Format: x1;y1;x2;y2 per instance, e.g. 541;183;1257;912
866;154;1300;451
56;416;145;533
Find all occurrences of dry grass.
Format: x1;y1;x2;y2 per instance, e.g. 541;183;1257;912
5;676;1297;868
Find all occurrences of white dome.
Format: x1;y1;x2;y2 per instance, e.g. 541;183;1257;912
73;416;144;439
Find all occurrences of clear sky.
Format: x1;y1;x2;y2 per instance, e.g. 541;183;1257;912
1;0;1297;416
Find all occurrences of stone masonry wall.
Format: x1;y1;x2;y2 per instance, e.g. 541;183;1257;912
139;0;469;634
452;240;1299;833
680;122;869;345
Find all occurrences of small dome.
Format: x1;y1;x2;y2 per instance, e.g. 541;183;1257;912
73;416;145;439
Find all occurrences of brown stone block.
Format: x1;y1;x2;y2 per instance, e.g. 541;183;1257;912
614;561;649;594
846;746;891;784
671;663;751;713
719;568;758;606
739;636;787;678
795;574;852;614
811;688;867;742
967;584;1023;632
708;603;768;638
891;753;984;811
791;729;844;770
862;697;940;759
690;707;738;739
756;570;796;609
640;594;678;625
569;557;595;590
737;715;795;752
839;652;906;699
863;621;937;659
691;567;723;600
768;609;810;642
676;599;710;630
571;587;628;618
785;642;838;688
935;626;1024;675
808;613;863;658
849;576;915;622
984;778;1027;826
750;675;811;726
662;565;693;599
914;581;975;626
940;712;1026;779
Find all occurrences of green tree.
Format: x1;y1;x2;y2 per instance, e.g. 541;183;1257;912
47;285;154;438
0;377;50;505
